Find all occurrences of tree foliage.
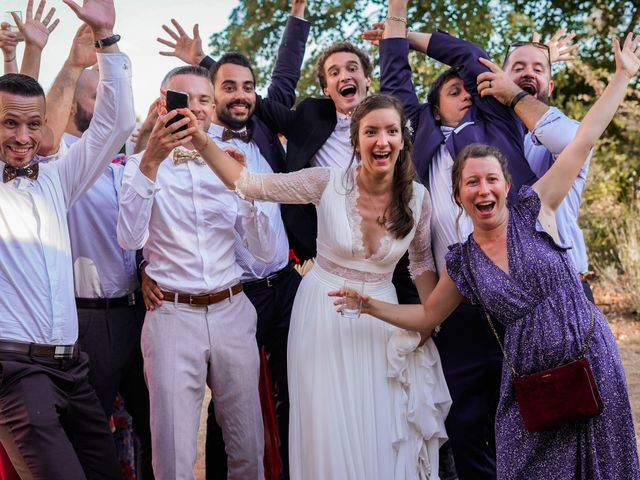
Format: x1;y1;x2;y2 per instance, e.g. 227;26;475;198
208;0;640;266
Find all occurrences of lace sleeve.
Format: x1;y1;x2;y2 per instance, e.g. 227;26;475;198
408;188;436;279
234;167;331;206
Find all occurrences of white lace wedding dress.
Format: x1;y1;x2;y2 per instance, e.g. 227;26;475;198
236;166;451;479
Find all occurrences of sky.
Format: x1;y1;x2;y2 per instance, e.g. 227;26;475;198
6;0;239;118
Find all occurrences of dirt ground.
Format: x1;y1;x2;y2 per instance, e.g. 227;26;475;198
193;298;640;478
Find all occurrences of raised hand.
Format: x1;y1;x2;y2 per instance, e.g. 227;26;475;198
14;0;59;51
290;0;307;18
157;19;205;66
362;22;385;46
67;23;97;68
0;22;19;66
614;32;640;79
477;57;522;105
533;28;579;64
62;0;115;39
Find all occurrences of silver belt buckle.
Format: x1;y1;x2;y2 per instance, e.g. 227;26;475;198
128;292;136;306
54;345;74;359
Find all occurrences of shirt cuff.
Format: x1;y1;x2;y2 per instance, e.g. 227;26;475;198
530;106;563;145
290;14;309;22
97;52;133;80
131;167;159;198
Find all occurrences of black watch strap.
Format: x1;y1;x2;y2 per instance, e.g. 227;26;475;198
510;90;529;109
94;34;121;49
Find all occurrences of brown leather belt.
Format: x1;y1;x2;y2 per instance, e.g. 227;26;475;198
0;339;79;359
160;283;243;306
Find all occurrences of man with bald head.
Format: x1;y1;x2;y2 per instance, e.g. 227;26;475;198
478;36;594;300
59;66;154;478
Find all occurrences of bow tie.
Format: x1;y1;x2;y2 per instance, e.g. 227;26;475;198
221;128;251;143
336;116;351;132
173;148;205;166
3;163;39;183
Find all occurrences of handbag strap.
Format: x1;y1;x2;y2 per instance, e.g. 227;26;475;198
462;240;596;377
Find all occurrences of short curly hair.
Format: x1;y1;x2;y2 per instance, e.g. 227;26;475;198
315;42;373;90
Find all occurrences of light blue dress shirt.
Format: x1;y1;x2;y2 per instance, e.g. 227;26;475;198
525;107;591;274
64;133;138;299
208;124;290;282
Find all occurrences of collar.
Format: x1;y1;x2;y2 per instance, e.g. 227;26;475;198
335;111;351;131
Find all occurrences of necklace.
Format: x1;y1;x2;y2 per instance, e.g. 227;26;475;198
360;183;389;227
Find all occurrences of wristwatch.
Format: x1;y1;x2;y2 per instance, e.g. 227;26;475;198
94;34;121;49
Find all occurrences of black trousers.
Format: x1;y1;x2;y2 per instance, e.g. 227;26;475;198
206;267;301;480
433;303;504;480
0;351;121;479
77;297;153;480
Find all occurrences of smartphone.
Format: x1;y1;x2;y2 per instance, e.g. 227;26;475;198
166;89;189;132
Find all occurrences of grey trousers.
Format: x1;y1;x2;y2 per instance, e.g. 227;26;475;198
142;292;264;480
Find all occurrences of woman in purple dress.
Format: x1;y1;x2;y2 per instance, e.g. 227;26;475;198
351;33;640;479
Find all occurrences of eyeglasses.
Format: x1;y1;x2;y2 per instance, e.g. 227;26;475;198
504;41;552;71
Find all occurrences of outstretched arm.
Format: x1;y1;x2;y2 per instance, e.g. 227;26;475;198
330;268;462;338
45;24;97;153
534;33;640;213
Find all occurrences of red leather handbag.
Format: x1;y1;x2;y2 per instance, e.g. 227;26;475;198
464;243;603;433
513;353;603;432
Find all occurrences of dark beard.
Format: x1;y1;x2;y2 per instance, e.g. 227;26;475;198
217;108;251;130
73;102;93;133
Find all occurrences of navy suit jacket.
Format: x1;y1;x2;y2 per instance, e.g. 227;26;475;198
380;33;537;204
201;16;310;175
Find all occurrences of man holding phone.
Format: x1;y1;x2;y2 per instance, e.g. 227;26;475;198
148;4;310;478
118;64;276;479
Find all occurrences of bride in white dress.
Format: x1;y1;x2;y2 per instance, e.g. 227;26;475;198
181;94;451;479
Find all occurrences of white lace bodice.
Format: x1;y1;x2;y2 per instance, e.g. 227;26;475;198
235;166;435;281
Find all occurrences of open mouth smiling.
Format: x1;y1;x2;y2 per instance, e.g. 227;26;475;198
519;81;538;96
339;85;357;98
475;201;495;214
372;151;391;161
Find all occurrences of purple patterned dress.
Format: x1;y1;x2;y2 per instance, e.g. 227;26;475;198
446;186;640;479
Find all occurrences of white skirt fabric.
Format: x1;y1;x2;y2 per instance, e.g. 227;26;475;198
287;264;451;480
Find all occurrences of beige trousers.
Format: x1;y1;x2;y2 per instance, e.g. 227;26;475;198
142;292;264;480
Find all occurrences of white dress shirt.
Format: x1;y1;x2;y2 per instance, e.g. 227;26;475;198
311;112;354;168
525;107;590;274
0;53;135;344
208;124;289;281
117;144;275;294
429;141;473;274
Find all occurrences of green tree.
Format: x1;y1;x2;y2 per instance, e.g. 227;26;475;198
208;0;640;267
